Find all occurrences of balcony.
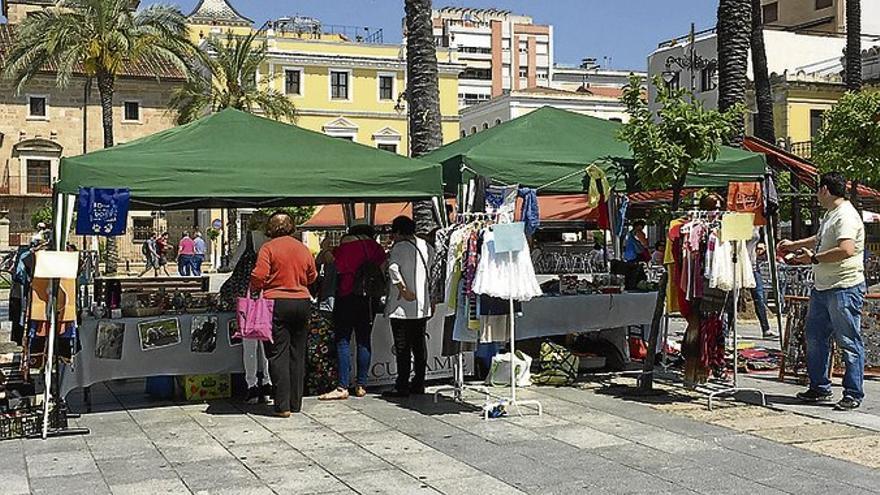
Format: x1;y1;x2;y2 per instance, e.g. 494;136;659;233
790;140;813;160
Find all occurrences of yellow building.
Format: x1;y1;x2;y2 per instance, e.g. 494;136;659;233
186;1;464;154
745;71;846;159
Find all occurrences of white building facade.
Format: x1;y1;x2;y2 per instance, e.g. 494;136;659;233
460;87;631;138
431;7;553;108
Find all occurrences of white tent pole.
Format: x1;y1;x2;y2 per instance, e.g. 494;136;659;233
42;191;64;439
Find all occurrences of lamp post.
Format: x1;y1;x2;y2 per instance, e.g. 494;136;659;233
663;23;717;93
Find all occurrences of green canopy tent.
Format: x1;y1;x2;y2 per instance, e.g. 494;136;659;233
56;108;442;208
425;106;767;194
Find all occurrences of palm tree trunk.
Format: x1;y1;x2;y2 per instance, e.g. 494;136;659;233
845;0;862;91
717;0;752;147
405;0;442;234
96;70;118;274
750;0;775;143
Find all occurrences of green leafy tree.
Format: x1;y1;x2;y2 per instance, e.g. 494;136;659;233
31;203;53;230
2;0;198;273
168;30;296;125
256;207;316;229
619;74;742;210
813;91;880;209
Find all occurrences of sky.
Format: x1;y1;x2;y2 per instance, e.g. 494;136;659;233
154;0;720;71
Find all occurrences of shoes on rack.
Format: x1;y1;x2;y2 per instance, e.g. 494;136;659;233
319;387;349;401
796;388;833;403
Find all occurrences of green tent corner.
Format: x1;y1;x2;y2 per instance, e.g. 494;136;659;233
57;108;442;208
423;106;767;194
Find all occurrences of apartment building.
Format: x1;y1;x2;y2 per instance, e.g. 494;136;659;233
431;7;553;108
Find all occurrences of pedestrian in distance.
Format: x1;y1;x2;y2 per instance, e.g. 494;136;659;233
778;172;866;411
193;230;207;276
178;231;195;276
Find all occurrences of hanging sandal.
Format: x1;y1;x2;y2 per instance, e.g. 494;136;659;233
319;387;349;401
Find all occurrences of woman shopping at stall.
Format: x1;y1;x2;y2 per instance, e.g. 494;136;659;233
249;212;317;417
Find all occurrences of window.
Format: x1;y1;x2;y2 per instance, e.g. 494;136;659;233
461;130;467;138
810;109;825;138
519;68;528;78
379;74;394;101
470;126;477;134
284;69;302;95
461;68;492;80
330;71;349;100
377;143;397;153
815;0;833;9
27;96;47;119
26;160;51;195
132;217;153;241
482;122;489;130
763;2;778;23
123;101;140;122
700;66;717;92
494;118;502;126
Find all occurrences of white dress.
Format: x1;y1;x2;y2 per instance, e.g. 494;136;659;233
472;230;543;302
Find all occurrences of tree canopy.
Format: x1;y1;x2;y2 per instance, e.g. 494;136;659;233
813;91;880;189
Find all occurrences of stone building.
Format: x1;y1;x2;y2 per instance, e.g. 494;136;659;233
0;5;186;260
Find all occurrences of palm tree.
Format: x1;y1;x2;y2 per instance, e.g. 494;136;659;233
169;30;296;263
169;30;296;125
845;0;862;91
404;0;443;234
750;0;775;143
2;0;197;274
717;0;752;146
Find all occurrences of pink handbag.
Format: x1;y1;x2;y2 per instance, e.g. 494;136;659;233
235;296;275;343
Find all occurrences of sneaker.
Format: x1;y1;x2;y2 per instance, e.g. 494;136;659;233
260;384;274;404
834;396;861;411
353;386;367;398
318;387;349;401
762;330;778;339
245;386;261;405
381;389;410;398
796;388;833;403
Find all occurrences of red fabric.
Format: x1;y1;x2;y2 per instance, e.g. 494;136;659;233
628;336;648;361
249;236;317;300
596;196;610;230
668;223;692;317
699;315;726;371
727;182;766;225
333;238;386;297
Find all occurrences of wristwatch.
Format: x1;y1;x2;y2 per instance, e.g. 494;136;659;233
810;254;819;265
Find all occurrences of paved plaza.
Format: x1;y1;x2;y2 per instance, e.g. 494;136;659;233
2;368;880;495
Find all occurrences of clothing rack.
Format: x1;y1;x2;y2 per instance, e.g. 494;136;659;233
653;209;766;409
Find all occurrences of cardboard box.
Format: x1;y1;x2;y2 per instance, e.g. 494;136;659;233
184;374;231;401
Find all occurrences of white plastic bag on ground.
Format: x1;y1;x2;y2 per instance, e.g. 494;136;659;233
486;350;532;387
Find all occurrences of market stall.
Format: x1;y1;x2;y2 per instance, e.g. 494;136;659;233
24;109;445;434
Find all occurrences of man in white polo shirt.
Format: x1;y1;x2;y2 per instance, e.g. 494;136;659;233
778;172;866;411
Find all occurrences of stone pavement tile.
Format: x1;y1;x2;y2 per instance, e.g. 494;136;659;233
29;473;111;495
306;445;394;476
26;449;100;478
427;474;526;495
276;426;354;453
22;435;90;455
228;440;312;469
460;452;566;492
535;424;631;450
249;410;324;431
153;435;232;464
712;412;828;432
759;472;879;495
792;453;880;491
251;463;347;493
384;451;483;483
681;447;803;483
709;433;820;464
619;406;744;439
312;411;394;435
86;435;162;461
798;434;880;469
630;430;712;454
505;437;582;464
189;481;277;495
127;406;188;426
557;463;681;494
589;443;689;472
505;412;572;428
202;424;278;448
655;465;785;494
753;423;870;444
346;430;436;457
339;468;442;495
0;470;29;495
383;416;467;441
439;418;545;445
108;477;191;495
174;458;260;492
96;451;178;485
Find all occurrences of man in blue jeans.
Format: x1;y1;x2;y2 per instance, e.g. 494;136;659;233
747;230;775;339
778;172;866;411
